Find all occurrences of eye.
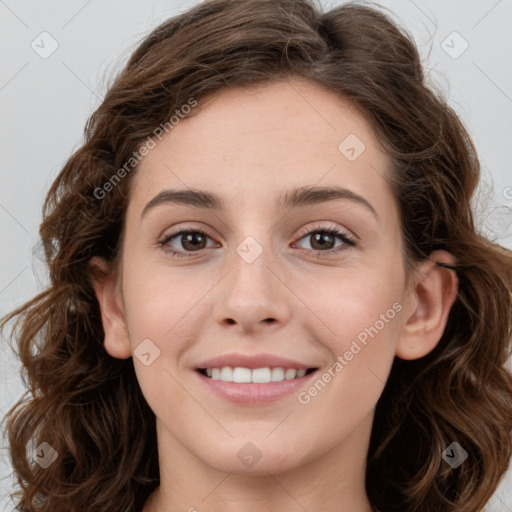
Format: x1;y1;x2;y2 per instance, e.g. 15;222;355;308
293;225;356;256
158;224;356;259
159;228;217;258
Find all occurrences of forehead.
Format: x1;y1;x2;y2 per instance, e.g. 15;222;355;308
129;78;395;220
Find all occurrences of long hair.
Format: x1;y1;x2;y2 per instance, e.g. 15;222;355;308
2;1;512;510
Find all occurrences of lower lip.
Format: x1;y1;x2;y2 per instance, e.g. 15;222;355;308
195;370;318;405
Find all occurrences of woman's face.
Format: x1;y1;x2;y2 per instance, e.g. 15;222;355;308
107;78;416;475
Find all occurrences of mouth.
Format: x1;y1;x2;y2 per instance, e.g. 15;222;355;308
194;366;319;405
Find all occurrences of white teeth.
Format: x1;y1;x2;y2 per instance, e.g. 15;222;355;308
270;367;285;382
205;366;311;383
220;366;233;381
252;367;271;383
284;368;297;380
232;367;252;383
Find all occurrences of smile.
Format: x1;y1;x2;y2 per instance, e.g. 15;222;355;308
198;366;317;383
195;367;319;405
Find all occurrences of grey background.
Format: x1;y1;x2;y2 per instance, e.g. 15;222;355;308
1;0;511;510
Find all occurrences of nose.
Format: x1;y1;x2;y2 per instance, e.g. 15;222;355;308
213;241;292;334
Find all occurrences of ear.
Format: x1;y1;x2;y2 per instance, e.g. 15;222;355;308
89;256;132;359
396;250;459;360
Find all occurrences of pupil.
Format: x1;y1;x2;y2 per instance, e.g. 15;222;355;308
183;233;205;250
312;232;334;250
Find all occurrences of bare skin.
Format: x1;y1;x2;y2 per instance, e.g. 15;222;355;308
91;77;458;512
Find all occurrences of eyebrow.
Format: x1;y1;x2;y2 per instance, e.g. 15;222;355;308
141;185;379;221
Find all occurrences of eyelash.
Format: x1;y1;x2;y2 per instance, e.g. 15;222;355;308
158;225;356;259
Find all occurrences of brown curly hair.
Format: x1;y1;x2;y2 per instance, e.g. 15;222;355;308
2;0;512;510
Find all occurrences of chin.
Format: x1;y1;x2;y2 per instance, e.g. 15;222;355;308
199;438;308;476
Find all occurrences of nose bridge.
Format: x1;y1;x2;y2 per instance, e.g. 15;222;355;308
213;228;291;331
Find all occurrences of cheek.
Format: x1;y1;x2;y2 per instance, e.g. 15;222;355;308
298;262;405;348
121;261;199;412
121;257;203;345
294;264;404;406
293;281;403;448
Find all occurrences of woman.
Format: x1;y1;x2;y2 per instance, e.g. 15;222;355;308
2;0;512;511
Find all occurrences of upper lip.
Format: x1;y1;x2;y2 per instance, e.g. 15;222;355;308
195;353;318;370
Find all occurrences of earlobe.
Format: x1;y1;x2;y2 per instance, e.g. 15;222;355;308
396;250;459;360
89;256;132;360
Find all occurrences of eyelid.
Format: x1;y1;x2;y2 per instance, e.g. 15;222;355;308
159;222;355;245
159;223;217;242
294;221;356;243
